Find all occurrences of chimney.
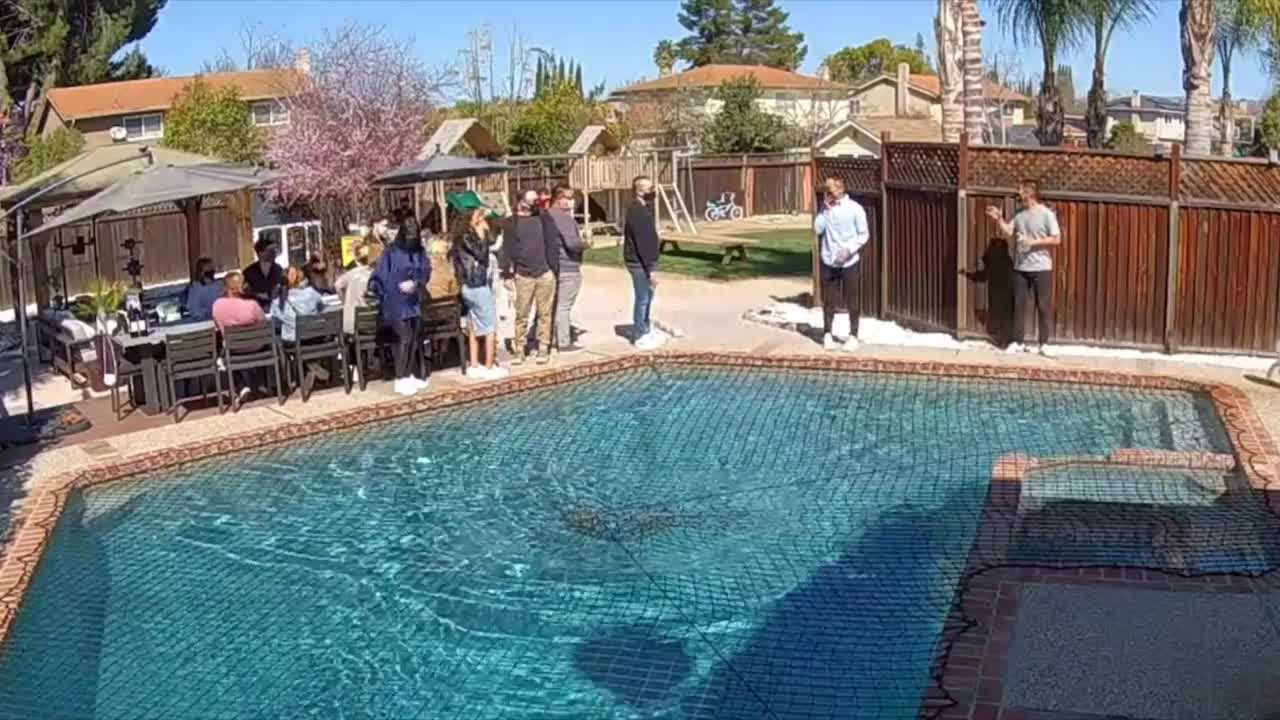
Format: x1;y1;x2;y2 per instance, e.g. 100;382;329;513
817;62;830;82
1130;89;1141;109
1238;99;1248;113
294;48;312;75
895;62;909;116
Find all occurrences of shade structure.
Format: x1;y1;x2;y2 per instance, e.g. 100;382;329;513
371;154;511;186
27;163;278;237
0;144;218;210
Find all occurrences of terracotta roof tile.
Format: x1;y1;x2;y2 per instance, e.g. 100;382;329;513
613;64;845;95
47;69;299;121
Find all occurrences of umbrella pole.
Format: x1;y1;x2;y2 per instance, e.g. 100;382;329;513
15;211;35;426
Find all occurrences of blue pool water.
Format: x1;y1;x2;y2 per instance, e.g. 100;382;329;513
0;366;1239;720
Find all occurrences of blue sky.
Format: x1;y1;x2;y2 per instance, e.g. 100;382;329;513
143;0;1277;101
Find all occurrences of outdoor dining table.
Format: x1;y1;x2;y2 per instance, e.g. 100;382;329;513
112;302;343;416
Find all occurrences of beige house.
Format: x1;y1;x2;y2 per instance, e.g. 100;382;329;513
848;64;1029;129
35;67;301;148
609;64;850;148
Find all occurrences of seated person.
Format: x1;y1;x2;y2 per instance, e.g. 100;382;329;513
243;239;284;308
185;257;223;321
271;267;326;343
305;254;336;295
212;272;266;332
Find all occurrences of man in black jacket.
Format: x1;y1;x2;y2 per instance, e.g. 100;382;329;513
623;175;662;348
500;189;557;364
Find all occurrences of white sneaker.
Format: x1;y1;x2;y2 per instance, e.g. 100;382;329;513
823;333;836;351
1038;344;1056;358
468;364;487;379
486;366;510;379
1004;342;1025;354
410;376;430;390
351;367;360;385
393;378;419;397
843;336;860;352
634;331;656;350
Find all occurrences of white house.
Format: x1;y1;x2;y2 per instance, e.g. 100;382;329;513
1105;92;1185;149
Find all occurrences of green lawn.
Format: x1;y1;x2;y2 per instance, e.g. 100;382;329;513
583;228;813;281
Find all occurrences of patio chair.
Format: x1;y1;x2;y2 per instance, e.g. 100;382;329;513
283;312;349;402
421;296;466;376
349;306;390;391
161;327;225;422
104;332;145;421
222;321;285;411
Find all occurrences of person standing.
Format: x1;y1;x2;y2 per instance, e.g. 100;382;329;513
985;179;1061;357
813;177;869;351
334;240;382;336
451;208;508;379
624;176;663;349
500;189;556;365
542;183;592;353
371;216;430;396
242;239;284;309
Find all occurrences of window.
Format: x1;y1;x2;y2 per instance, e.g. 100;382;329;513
251;100;290;127
122;113;163;141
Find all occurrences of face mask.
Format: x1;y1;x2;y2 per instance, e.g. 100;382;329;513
203;271;215;282
644;192;656;203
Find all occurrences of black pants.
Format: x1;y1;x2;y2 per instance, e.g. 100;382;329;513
821;263;861;338
391;317;422;379
1013;270;1053;345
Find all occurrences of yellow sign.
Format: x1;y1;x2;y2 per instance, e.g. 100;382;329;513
340;235;362;268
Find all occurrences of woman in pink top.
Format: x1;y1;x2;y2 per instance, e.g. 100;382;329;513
212;272;266;331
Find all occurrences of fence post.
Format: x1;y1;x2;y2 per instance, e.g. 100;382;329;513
810;152;822;309
879;132;892;319
955;134;969;337
1164;143;1183;354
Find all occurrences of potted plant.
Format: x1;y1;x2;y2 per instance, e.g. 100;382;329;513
73;279;126;390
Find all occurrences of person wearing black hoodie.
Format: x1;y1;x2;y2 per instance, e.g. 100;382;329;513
369;215;430;397
623;175;661;347
500;189;556;365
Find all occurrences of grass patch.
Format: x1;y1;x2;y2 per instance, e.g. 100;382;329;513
583;228;813;281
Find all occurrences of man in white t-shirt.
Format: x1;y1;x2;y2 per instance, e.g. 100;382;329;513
985;179;1061;357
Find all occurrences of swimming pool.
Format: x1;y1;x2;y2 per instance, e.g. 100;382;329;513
0;362;1243;719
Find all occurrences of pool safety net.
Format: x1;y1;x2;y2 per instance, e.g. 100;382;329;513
0;365;1275;720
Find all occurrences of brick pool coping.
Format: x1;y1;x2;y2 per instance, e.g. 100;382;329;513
0;350;1276;714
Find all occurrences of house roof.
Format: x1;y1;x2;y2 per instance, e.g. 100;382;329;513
1105;94;1185;115
45;69;298;122
612;64;845;95
904;74;1028;102
817;117;943;149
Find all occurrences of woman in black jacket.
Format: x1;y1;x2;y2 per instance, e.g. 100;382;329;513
450;208;507;379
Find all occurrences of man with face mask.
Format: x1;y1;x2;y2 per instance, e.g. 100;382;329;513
541;183;591;352
624;176;663;349
500;189;556;364
185;257;223;321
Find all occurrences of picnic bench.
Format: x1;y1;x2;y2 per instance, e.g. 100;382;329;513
659;232;759;265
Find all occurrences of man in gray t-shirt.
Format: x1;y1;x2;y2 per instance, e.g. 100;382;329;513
985;180;1062;356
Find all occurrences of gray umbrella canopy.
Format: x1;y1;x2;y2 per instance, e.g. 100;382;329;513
371;154;510;186
28;163;278;237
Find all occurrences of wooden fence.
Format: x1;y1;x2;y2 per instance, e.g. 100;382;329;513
815;137;1280;355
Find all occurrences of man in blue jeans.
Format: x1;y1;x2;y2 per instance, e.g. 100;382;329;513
623;175;664;350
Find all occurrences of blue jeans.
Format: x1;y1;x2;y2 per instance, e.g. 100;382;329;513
627;264;653;338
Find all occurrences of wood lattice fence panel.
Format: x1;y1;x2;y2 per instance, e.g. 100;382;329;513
814;157;881;195
885;143;959;189
969;148;1168;198
1180;158;1280;207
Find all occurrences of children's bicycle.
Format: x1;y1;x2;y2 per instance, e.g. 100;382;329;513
704;192;744;222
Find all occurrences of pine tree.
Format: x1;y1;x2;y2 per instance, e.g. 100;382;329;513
673;0;805;70
1057;63;1076;114
915;31;928;58
535;56;545;97
573;63;583;96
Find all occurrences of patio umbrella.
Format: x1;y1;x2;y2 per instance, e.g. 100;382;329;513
27;162;279;237
371;154;511;186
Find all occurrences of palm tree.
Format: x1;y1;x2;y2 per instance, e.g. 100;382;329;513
961;0;986;144
996;0;1084;146
936;0;965;142
1081;0;1155;148
1181;0;1217;155
653;40;677;77
1215;0;1264;155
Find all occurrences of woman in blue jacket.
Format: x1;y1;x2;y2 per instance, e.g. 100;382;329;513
370;216;430;397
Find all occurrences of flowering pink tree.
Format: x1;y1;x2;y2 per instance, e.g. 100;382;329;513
267;23;451;235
